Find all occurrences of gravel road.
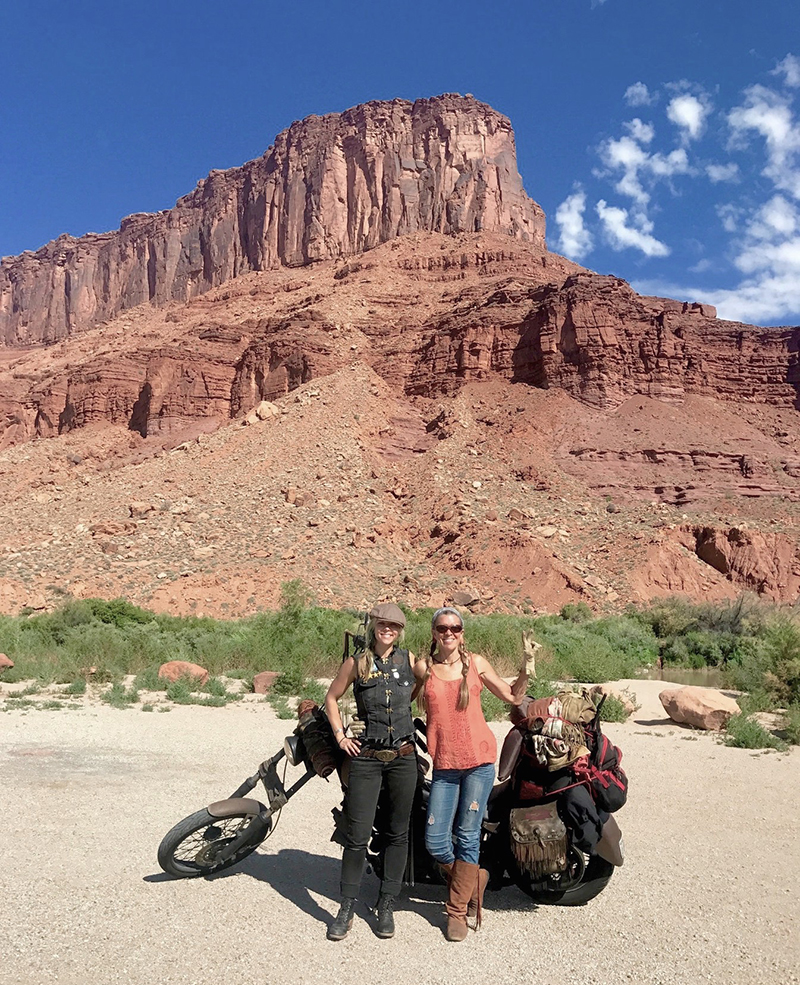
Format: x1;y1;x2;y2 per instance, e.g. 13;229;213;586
1;680;798;985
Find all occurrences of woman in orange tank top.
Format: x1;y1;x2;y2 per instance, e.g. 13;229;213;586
412;607;528;942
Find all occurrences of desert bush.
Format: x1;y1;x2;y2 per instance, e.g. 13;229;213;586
725;616;800;707
781;704;800;745
101;683;140;709
597;693;631;723
723;713;785;750
560;602;593;624
526;617;650;683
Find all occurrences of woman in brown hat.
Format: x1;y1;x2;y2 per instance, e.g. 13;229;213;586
324;602;417;941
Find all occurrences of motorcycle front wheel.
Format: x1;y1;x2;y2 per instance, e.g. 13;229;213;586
513;851;615;906
157;809;272;878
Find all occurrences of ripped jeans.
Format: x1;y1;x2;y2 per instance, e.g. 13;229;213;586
425;763;495;866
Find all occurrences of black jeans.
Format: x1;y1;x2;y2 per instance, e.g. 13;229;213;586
340;752;417;898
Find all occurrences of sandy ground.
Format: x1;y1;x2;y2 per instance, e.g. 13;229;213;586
1;679;798;985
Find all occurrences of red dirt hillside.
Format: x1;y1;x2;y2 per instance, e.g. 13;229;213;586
1;94;799;617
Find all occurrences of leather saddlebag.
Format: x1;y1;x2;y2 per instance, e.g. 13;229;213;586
509;802;568;879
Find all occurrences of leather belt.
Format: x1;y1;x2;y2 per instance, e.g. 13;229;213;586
359;742;415;762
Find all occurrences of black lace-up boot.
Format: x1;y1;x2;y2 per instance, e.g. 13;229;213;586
375;893;396;938
327;897;356;941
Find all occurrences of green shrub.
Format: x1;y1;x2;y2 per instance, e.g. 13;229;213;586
101;683;140;709
203;677;230;698
480;689;510;722
723;713;785;750
781;704;800;745
735;689;776;714
64;679;87;696
560;602;593;623
268;694;295;719
527;678;559;700
165;679;197;704
133;665;168;691
597;694;631;723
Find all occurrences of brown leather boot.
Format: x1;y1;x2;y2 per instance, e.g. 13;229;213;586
445;860;479;942
467;868;489;927
436;860;454;886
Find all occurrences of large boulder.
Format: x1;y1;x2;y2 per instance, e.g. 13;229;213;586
158;660;209;686
659;685;739;731
0;653;14;670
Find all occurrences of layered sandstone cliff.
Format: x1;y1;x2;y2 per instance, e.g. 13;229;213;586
0;94;544;346
407;272;800;408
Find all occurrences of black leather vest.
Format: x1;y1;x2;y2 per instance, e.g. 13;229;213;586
353;647;415;746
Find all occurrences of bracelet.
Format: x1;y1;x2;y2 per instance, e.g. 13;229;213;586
338;737;347;746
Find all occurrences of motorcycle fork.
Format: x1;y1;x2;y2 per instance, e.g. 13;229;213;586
213;749;317;865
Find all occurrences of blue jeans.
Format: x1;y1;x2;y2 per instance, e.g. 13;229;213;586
425;763;495;866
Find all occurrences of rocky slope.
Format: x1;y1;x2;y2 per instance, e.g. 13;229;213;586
0;94;799;616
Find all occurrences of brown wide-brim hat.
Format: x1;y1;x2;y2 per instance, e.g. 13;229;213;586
369;602;407;628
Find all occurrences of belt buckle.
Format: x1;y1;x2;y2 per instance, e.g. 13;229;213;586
375;749;397;762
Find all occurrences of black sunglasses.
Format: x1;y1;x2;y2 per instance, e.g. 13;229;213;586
434;624;463;634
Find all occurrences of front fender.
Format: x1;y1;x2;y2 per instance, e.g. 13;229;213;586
207;797;266;818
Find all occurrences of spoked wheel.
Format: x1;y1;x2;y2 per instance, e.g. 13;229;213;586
512;847;615;906
157;809;272;878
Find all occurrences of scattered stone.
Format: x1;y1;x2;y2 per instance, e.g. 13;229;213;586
90;521;137;537
129;501;156;519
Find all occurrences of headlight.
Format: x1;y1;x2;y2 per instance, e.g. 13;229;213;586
283;734;303;766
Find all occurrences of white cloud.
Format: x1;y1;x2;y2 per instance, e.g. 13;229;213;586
634;191;800;324
596;200;670;257
772;54;800;88
728;84;800;198
716;203;743;233
586;68;800;325
599;133;690;206
746;194;798;241
624;82;655;107
667;94;709;141
554;189;594;260
706;162;740;183
623;118;655;144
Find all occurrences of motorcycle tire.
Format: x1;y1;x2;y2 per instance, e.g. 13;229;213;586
513;852;615;906
157;808;272;878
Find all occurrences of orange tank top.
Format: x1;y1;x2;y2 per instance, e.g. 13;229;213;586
424;658;497;770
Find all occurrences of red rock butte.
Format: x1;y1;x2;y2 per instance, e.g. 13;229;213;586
0;94;543;347
1;93;799;617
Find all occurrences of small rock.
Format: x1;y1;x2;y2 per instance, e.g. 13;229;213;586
253;670;279;694
158;660;209;685
129;501;156;519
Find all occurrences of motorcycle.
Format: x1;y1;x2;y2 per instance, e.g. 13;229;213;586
157;699;625;907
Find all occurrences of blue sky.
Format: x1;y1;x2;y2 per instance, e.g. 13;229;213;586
1;0;798;325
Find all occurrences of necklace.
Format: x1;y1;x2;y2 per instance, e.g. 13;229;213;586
434;656;460;666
